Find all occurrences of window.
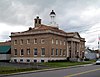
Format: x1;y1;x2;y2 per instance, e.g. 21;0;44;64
20;39;23;45
39;19;41;24
69;50;71;58
20;59;23;62
41;60;44;62
27;59;30;62
34;48;38;56
56;39;58;45
35;19;37;24
14;59;17;62
20;49;24;56
27;49;30;55
59;49;62;56
52;39;54;44
41;48;45;56
14;40;17;45
27;39;30;44
55;49;58;56
41;39;45;44
63;49;66;56
51;48;54;56
60;40;62;45
34;38;37;44
14;49;17;55
34;60;37;63
64;41;65;45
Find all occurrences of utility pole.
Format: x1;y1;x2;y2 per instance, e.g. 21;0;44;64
98;35;100;58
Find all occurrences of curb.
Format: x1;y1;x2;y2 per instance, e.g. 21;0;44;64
0;63;93;77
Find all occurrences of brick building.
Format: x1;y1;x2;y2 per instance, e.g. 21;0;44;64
10;10;85;63
0;41;11;61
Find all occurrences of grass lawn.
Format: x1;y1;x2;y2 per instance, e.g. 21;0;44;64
0;61;95;74
0;66;16;71
0;66;37;74
40;61;95;68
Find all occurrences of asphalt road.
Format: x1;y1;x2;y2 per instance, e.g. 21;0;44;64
3;64;100;77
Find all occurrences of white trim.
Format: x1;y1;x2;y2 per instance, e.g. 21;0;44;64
11;57;66;63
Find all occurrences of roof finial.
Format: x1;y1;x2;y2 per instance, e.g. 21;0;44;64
50;10;56;15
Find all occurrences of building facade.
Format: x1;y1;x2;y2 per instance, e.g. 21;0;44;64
10;11;85;63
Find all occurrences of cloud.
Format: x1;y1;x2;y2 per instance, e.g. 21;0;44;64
0;23;27;41
0;0;100;49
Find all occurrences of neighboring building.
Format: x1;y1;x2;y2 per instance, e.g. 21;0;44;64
95;50;100;59
0;40;11;46
0;41;11;61
84;48;97;60
10;10;85;63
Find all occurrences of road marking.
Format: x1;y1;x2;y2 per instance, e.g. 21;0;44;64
64;68;100;77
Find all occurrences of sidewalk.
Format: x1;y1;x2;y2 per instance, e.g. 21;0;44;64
0;63;94;77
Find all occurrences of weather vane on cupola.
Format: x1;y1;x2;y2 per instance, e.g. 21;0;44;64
49;10;58;27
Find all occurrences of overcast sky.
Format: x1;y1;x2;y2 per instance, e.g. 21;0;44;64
0;0;100;49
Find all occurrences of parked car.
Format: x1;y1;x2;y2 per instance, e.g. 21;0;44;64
96;59;100;65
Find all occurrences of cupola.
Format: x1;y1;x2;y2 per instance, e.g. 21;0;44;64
49;10;57;27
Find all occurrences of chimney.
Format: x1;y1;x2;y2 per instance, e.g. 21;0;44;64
34;16;41;27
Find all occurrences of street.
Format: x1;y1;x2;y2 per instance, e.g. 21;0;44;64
2;64;100;77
